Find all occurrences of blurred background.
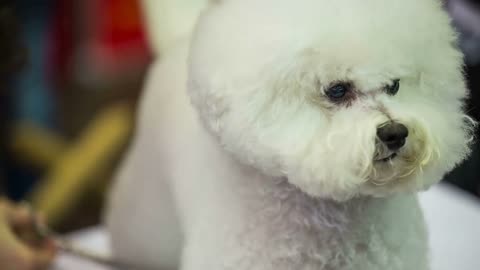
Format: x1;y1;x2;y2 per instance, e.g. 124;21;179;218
0;0;150;232
0;0;478;233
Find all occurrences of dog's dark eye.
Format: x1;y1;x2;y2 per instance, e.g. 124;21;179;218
326;83;350;101
385;79;400;95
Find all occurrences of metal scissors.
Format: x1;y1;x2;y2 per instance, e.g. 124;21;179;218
33;217;157;270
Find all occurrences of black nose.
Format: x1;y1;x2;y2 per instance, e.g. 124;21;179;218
377;122;409;151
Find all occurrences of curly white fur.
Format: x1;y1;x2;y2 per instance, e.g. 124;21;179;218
105;0;474;269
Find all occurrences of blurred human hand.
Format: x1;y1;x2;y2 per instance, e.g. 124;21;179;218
0;198;57;270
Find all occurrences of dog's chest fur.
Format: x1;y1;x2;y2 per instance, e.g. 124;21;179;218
208;177;429;270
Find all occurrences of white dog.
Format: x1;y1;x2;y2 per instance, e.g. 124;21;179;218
106;0;474;269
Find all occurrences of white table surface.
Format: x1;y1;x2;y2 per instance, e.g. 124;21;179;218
52;183;480;270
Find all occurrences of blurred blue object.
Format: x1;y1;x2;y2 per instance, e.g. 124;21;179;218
6;0;56;200
13;0;56;128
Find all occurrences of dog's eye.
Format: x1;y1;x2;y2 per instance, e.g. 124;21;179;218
326;83;351;101
385;79;400;95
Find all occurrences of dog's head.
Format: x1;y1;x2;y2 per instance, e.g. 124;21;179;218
188;0;475;200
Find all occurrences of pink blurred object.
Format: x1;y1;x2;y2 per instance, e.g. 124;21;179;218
447;0;480;65
83;0;152;78
49;0;152;85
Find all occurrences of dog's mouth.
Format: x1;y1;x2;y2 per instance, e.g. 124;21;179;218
374;152;397;162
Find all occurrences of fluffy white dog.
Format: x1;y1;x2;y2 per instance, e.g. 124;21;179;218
106;0;474;269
